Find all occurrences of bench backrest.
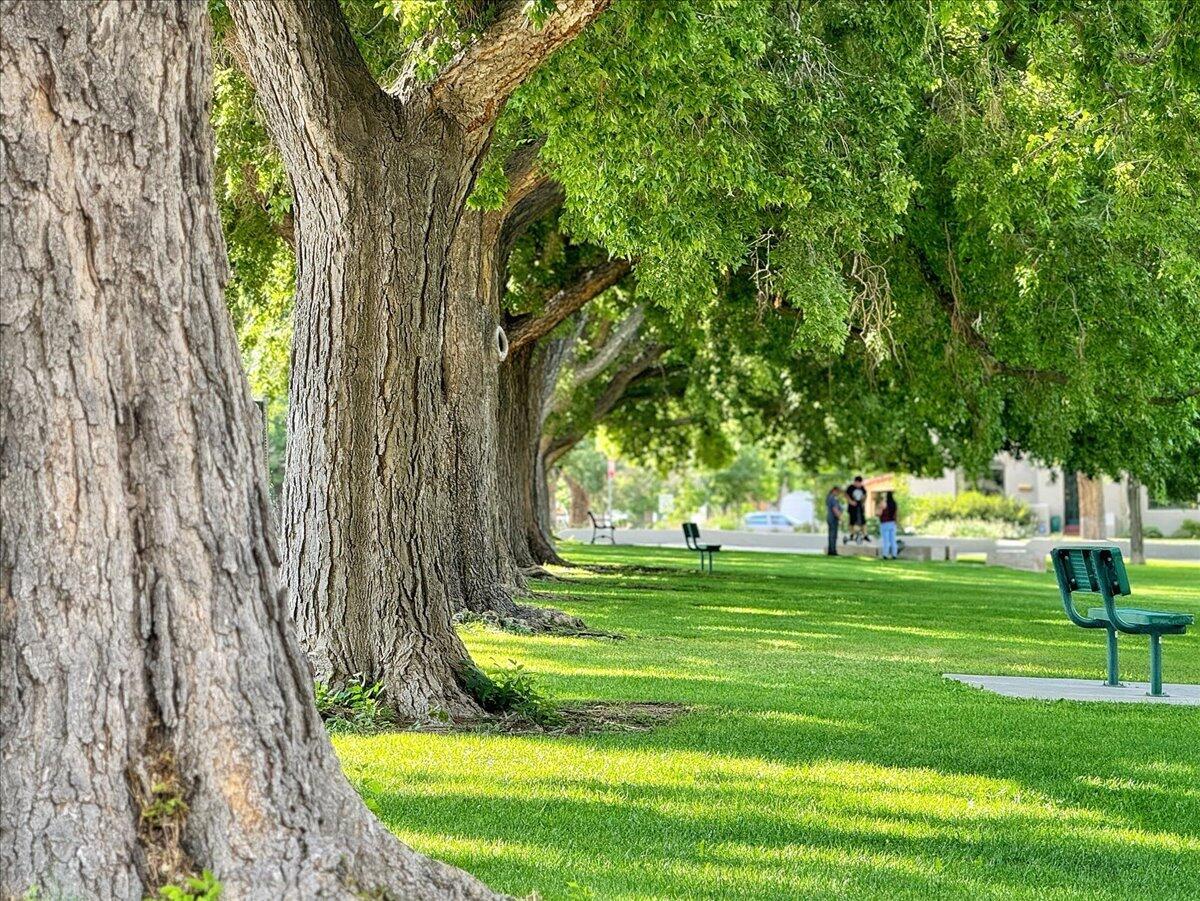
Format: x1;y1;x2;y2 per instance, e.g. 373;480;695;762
588;510;604;527
682;522;699;548
1051;545;1131;597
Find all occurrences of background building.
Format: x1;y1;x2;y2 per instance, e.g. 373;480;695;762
865;453;1199;536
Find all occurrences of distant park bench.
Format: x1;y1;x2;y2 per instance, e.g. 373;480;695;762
1052;544;1193;696
682;523;721;573
587;510;615;544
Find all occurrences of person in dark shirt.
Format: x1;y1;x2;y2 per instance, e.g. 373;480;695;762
825;486;843;556
844;475;868;544
879;490;899;559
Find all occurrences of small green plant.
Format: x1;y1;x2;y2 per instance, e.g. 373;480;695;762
1172;518;1200;539
141;781;188;824
155;871;222;901
1144;525;1165;539
460;662;562;727
314;675;396;733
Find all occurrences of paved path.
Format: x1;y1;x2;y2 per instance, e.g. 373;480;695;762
561;528;1200;561
945;673;1200;705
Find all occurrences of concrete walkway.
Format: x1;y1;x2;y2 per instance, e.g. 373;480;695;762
945;673;1200;705
560;528;1200;562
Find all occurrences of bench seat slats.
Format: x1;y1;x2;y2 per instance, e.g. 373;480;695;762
1086;607;1194;628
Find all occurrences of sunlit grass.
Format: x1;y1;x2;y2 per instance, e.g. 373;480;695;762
334;546;1200;899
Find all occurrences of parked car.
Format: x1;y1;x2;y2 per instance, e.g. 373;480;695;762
742;512;800;533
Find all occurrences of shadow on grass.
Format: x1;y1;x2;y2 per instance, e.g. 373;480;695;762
352;545;1200;899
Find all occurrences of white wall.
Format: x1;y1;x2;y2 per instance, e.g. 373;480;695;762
906;470;957;497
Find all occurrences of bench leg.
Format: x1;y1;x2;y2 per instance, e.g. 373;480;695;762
1148;634;1163;696
1105;628;1120;687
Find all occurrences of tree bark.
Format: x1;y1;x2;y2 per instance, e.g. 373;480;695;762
1077;472;1106;540
1127;476;1145;564
0;3;498;897
498;346;569;568
228;0;608;715
565;474;591;527
498;262;631;570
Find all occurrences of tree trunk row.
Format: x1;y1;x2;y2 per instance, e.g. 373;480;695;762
0;3;497;896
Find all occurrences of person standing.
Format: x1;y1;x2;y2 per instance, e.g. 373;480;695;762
845;475;869;543
879;491;899;559
826;486;844;555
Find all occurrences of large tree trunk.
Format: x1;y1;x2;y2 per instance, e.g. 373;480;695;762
1127;475;1145;564
1077;472;1106;540
0;3;497;897
228;0;607;715
275;98;495;717
498;346;568;568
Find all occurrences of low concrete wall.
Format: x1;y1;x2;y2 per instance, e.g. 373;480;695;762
559;528;1200;562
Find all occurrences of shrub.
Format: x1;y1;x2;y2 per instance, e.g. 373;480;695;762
906;491;1036;538
460;662;562;727
707;512;742;530
314;675;396;733
1143;525;1165;539
1171;519;1200;539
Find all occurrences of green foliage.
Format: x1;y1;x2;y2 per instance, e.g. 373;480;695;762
314;676;396;733
559;438;608;497
209;18;294;494
1142;525;1165;539
154;872;222;901
140;783;188;825
1172;518;1200;540
504;0;927;327
210;0;1200;505
459;662;562;727
906;491;1036;538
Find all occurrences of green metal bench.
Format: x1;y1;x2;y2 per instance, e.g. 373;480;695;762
682;522;721;573
1052;544;1193;696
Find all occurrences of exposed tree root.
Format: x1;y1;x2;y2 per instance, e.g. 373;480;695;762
406;701;690;736
521;564;560;581
454;605;621;639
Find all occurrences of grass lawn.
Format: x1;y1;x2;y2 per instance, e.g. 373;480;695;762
334;545;1200;900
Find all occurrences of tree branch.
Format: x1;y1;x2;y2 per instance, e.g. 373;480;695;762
592;343;667;423
538;319;586;427
910;232;1069;385
541;344;670;469
569;305;644;386
496;140;565;253
507;258;632;353
228;0;388;157
429;0;613;132
1150;386;1200;406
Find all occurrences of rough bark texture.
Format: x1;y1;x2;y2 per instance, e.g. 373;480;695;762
497;262;631;570
1127;476;1145;564
1077;472;1106;540
498;346;568;568
228;0;608;713
0;3;499;898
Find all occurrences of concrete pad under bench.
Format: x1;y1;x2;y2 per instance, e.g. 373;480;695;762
898;545;933;561
944;673;1200;705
